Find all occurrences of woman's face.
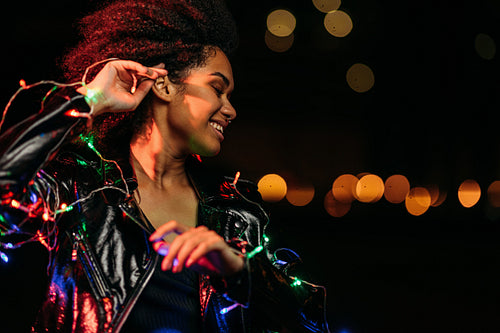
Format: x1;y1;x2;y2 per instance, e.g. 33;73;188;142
159;48;236;157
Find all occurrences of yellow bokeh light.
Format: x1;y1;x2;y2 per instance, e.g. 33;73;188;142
258;174;287;203
355;174;384;203
346;63;375;93
286;182;315;206
458;179;481;208
405;187;431;216
324;190;351;218
312;0;341;13
332;174;358;203
475;33;496;60
265;30;294;53
267;9;296;37
324;10;353;37
384;175;410;204
487;181;500;207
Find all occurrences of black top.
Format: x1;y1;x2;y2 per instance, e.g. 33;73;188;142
121;260;201;333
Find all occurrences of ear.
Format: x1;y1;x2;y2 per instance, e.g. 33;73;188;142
151;75;177;102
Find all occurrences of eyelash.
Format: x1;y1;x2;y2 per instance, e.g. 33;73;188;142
212;86;223;97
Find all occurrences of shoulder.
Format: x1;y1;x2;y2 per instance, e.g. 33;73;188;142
223;175;263;204
186;156;263;204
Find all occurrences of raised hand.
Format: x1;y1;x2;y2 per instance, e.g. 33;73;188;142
77;60;167;116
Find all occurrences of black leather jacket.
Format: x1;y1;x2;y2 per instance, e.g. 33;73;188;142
0;88;329;332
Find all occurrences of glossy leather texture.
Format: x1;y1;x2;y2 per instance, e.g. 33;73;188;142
0;88;330;332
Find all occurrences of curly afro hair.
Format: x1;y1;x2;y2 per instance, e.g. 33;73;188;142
60;0;238;160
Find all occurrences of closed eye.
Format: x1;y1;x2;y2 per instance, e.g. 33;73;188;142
212;86;224;96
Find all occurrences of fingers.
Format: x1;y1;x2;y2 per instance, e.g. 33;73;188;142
161;226;211;272
81;60;168;115
149;220;189;243
123;61;167;82
114;60;166;78
184;232;224;267
149;222;231;274
173;228;223;272
127;62;167;95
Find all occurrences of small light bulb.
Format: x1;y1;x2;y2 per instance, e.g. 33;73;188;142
0;251;9;263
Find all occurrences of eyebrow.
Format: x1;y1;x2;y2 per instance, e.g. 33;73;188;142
209;72;230;87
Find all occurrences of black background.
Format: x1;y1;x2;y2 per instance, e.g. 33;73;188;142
1;0;500;332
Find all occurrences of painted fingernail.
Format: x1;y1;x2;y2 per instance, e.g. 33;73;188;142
158;246;169;256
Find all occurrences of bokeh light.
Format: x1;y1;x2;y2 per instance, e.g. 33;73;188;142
332;174;358;203
346;63;375;93
324;190;351;217
324;10;353;37
267;9;296;37
475;33;496;60
384;175;410;204
258;174;287;202
286;181;315;206
355;174;384;203
312;0;341;13
487;181;500;207
265;30;294;52
458;179;481;208
405;187;431;216
427;185;447;207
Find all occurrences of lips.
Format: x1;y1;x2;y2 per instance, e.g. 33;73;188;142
209;121;226;141
209;121;224;134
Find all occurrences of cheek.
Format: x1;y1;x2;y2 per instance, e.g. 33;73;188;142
184;93;216;118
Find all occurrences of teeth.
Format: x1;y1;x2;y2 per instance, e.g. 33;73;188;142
210;122;224;134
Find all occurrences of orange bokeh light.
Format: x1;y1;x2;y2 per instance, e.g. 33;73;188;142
286;182;315;207
384;175;410;204
405;187;431;216
458;179;481;208
332;174;358;203
428;185;447;207
487;181;500;207
258;174;287;203
324;191;351;218
355;174;384;203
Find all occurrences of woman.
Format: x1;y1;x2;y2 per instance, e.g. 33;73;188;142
0;0;329;332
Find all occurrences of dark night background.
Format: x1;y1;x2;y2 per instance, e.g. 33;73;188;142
1;0;500;332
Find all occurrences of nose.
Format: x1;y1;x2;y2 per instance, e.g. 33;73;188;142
222;101;237;122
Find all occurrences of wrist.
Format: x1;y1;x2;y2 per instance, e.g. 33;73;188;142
76;85;106;117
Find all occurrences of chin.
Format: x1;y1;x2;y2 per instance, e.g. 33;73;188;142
190;142;221;157
200;148;220;157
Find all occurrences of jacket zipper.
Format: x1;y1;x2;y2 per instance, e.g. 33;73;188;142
112;202;158;332
72;229;110;300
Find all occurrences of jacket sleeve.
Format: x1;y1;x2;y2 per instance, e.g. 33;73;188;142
0;87;89;243
212;183;331;332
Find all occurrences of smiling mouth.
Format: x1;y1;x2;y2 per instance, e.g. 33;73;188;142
209;121;224;134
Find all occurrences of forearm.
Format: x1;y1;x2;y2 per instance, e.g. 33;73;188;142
0;88;89;199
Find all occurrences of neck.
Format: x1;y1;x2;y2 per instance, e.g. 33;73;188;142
130;121;189;190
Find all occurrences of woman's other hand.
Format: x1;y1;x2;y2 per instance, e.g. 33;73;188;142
149;221;245;277
77;60;167;116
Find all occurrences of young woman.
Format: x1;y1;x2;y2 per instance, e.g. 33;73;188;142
0;0;329;331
